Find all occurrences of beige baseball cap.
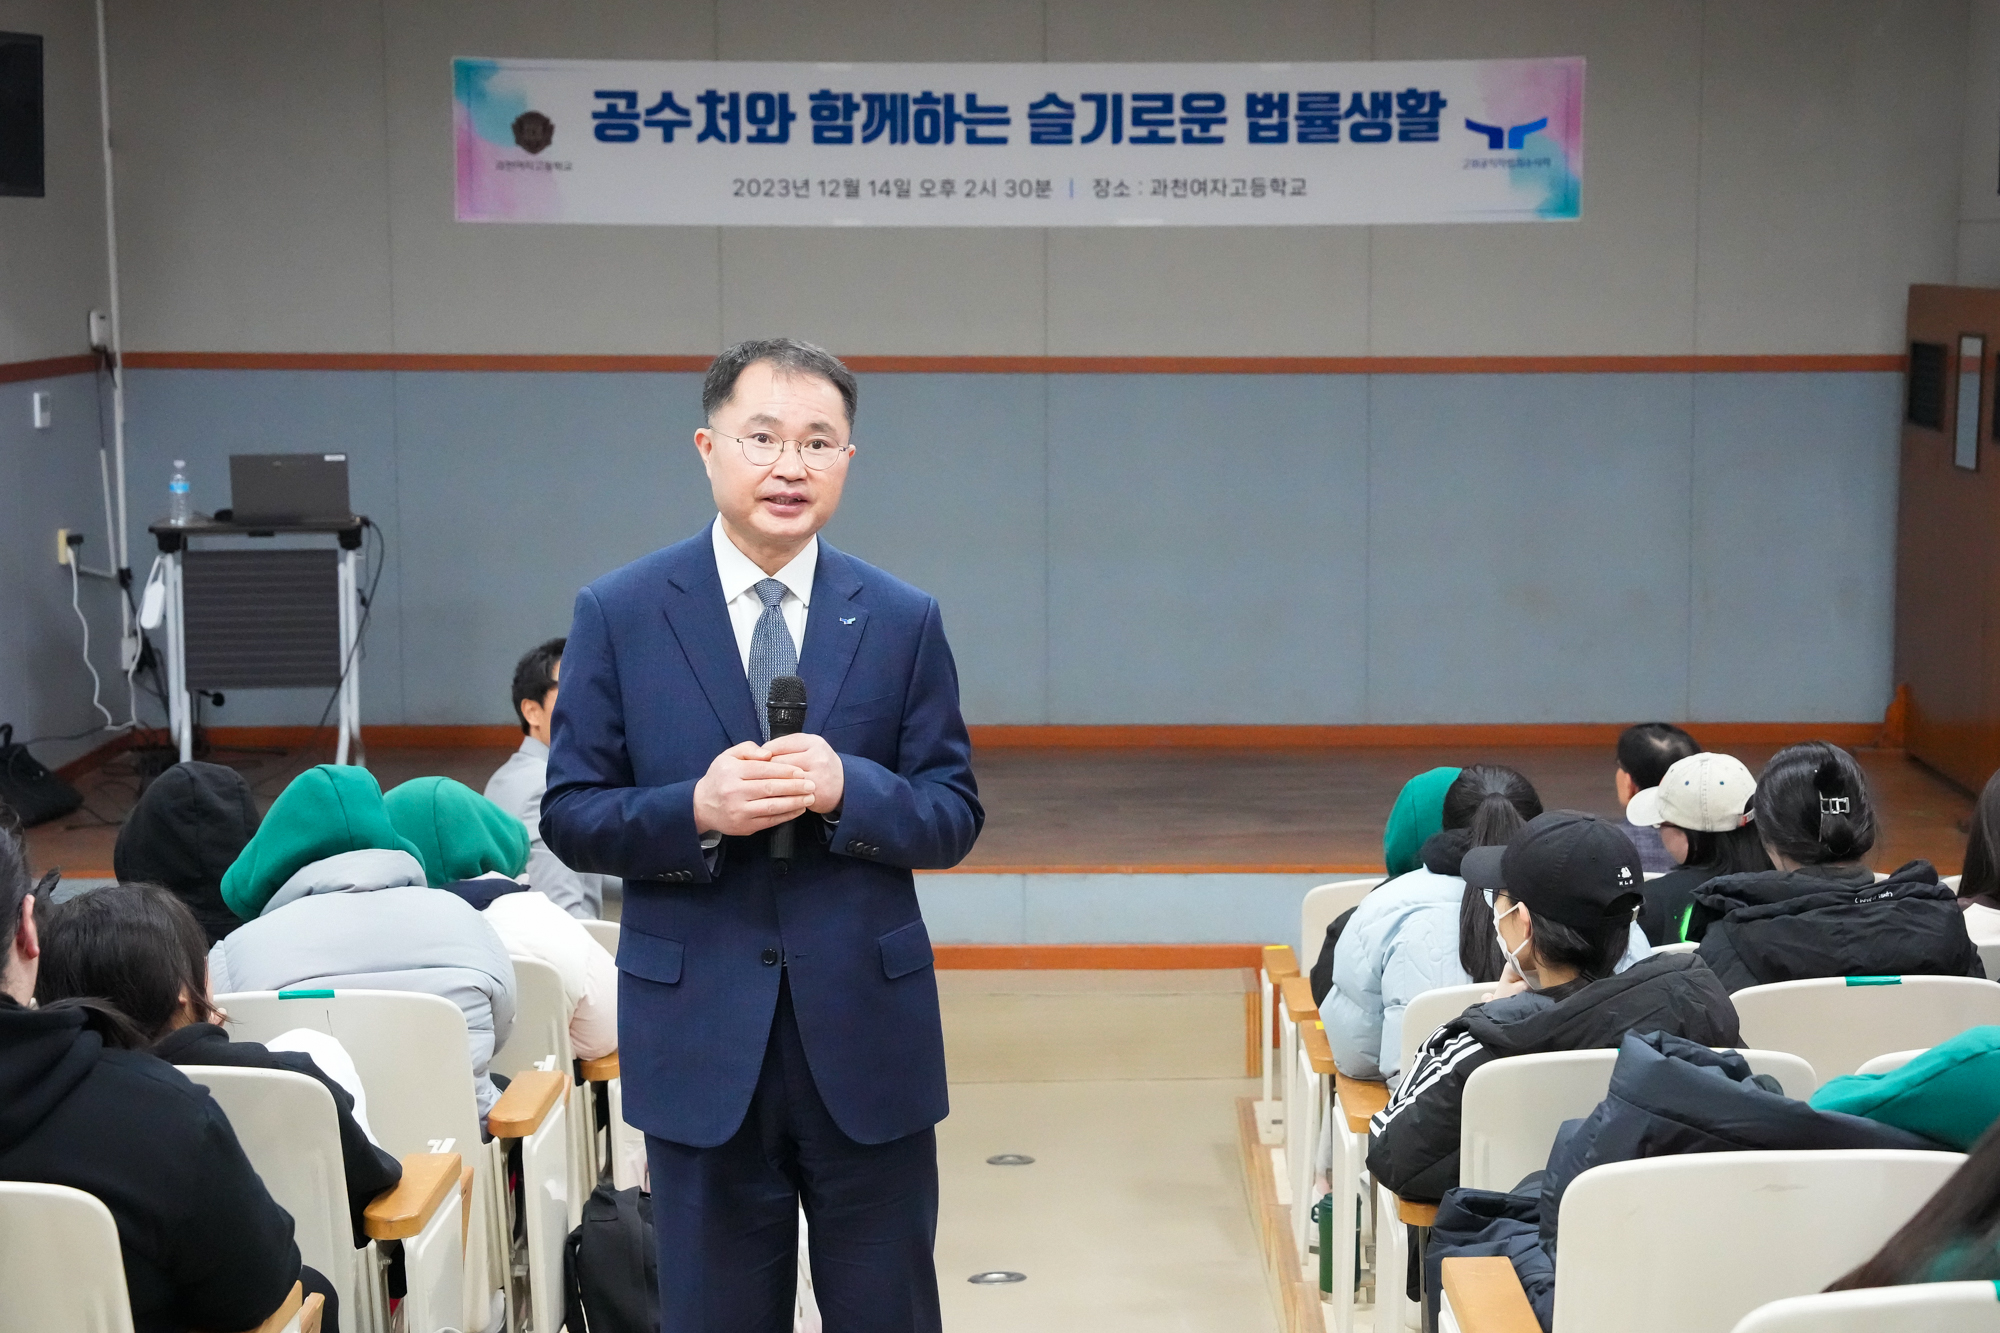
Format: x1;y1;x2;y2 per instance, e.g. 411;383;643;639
1625;752;1756;832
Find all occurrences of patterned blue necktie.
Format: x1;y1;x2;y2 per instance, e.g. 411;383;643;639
746;577;798;741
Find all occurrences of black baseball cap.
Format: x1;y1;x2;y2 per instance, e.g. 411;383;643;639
1460;810;1643;931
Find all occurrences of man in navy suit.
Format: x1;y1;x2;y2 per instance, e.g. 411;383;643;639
542;338;982;1332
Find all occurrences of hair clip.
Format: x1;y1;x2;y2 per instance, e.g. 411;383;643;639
1820;795;1850;817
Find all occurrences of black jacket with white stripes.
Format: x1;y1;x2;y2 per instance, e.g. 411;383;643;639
1365;951;1740;1203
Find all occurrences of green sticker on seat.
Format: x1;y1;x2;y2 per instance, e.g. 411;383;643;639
277;988;335;999
1845;976;1903;986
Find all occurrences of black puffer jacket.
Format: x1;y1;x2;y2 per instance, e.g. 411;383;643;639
1693;860;1982;991
0;996;300;1333
113;762;261;945
1538;1030;1941;1254
1367;952;1740;1202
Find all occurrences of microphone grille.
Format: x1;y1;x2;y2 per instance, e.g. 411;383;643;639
768;674;808;707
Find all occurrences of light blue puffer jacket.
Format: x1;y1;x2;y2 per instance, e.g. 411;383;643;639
1321;868;1470;1082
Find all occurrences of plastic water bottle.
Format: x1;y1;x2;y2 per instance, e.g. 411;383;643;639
168;460;191;526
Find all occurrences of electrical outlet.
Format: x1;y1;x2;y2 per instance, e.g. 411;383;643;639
88;310;110;352
31;392;51;430
56;528;72;565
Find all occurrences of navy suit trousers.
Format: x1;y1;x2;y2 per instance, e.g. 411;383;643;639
646;972;943;1333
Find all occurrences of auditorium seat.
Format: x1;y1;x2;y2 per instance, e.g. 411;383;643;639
1440;1149;1963;1333
492;954;599;1224
0;1181;322;1333
1300;877;1383;963
192;1064;463;1333
1728;1279;2000;1332
1398;982;1493;1079
1731;975;2000;1083
217;989;507;1333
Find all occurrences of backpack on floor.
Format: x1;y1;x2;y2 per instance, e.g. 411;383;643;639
0;725;83;828
563;1183;658;1333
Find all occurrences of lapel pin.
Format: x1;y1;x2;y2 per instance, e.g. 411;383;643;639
840;616;857;625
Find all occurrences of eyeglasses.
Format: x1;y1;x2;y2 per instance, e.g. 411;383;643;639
713;430;852;472
1480;889;1510;909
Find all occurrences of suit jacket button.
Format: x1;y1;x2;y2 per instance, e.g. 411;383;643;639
761;949;780;966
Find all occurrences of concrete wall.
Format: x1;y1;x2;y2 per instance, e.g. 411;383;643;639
5;0;1976;740
0;1;117;767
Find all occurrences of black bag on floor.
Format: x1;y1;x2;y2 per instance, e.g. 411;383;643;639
563;1183;658;1333
0;725;83;828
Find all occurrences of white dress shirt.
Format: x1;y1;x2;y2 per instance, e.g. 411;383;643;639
711;516;815;671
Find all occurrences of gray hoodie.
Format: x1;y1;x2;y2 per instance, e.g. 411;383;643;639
207;848;519;1119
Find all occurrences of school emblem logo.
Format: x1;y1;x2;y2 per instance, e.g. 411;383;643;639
513;111;555;154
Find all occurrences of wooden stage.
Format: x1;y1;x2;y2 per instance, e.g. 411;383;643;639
25;739;1975;881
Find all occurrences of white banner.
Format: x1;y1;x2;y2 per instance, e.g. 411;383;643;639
455;59;1582;227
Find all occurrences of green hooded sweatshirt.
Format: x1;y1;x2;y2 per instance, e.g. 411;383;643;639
220;764;425;920
1383;766;1463;878
382;776;529;887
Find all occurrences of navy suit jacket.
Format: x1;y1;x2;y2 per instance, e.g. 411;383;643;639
542;530;982;1148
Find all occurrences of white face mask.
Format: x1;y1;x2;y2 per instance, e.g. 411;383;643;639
1493;899;1540;990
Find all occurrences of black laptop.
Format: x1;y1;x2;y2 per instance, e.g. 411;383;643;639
228;453;351;525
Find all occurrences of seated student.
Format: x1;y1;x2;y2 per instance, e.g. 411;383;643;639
0;829;337;1333
485;638;618;920
1691;741;1981;989
208;764;519;1121
111;761;261;947
1368;811;1740;1204
1309;766;1461;1005
35;881;401;1247
1956;768;2000;947
1322;765;1538;1084
1623;752;1771;944
384;776;617;1061
1614;722;1702;874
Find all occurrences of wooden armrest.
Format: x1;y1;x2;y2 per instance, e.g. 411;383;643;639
578;1051;619;1081
1263;944;1300;980
1301;1021;1337;1076
299;1293;323;1333
1279;975;1319;1024
363;1152;462;1241
489;1069;568;1139
1333;1071;1389;1134
1440;1255;1540;1333
1397;1197;1439;1227
201;1279;300;1333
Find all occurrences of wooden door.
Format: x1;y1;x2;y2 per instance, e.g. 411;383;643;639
1896;284;2000;791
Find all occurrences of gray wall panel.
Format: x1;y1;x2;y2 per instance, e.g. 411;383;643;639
1046;373;1371;722
1689;372;1901;721
1365;373;1694;722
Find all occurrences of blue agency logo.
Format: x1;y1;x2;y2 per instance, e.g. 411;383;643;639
1463;117;1547;151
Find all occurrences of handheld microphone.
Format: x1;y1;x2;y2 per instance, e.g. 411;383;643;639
766;675;808;868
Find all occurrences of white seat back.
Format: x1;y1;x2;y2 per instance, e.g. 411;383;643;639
1301;878;1383;964
217;990;493;1333
1459;1048;1820;1192
1981;940;2000;983
1399;982;1492;1077
1731;1280;2000;1333
581;919;620;955
187;1066;362;1322
1731;976;2000;1080
492;955;573;1077
1944;874;1964;891
0;1182;135;1333
1552;1150;1963;1333
1856;1048;1927;1076
219;990;481;1157
1653;940;1698;955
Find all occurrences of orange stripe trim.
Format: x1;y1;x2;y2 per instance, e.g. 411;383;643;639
184;721;1888;753
933;943;1264;969
115;351;1907;375
965;722;1887;749
0;354;98;385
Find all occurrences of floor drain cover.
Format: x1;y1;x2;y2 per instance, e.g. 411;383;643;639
985;1154;1036;1165
968;1271;1027;1285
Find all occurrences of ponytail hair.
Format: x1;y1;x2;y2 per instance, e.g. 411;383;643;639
1445;765;1543;983
1753;742;1876;866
